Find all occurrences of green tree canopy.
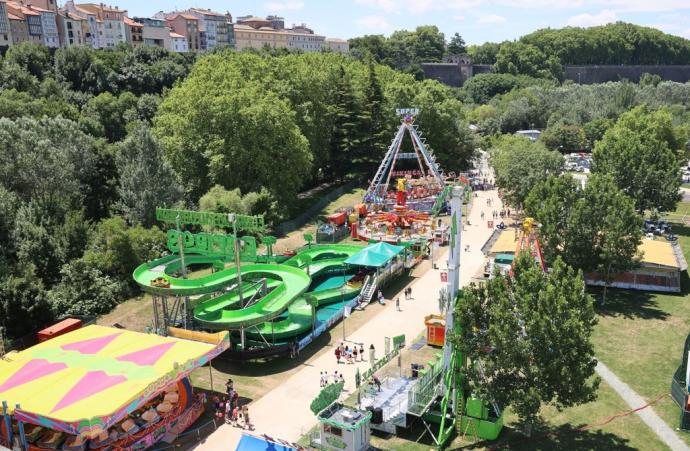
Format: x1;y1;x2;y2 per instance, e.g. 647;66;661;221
455;252;599;425
593;105;685;213
116;125;183;227
446;33;467;56
491;135;564;209
525;174;642;298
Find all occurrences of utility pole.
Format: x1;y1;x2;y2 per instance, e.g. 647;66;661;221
444;186;463;415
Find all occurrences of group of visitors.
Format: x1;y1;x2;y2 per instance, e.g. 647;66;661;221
335;342;365;364
320;371;345;387
213;378;253;430
404;287;413;299
492;209;511;219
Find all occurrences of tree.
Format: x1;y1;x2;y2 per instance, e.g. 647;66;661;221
54;45;97;92
493;42;563;81
446;33;467;56
13;205;65;286
455;252;599;425
48;259;122;316
0;117;97;217
539;123;586;152
329;65;364;179
0;265;53;339
525;174;642;301
491;135;564;209
4;42;51;81
593;105;685;212
362;60;389;163
571;174;642;301
116;125;183;227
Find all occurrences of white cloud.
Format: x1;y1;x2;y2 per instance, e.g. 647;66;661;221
356;15;392;31
566;9;617;27
477;14;507;25
599;0;690;13
264;1;305;12
354;0;397;13
453;15;466;21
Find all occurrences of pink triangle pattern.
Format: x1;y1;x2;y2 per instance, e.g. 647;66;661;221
0;359;67;393
116;342;176;366
51;371;126;413
61;332;122;355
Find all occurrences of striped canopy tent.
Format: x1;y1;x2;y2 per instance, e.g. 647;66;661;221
0;325;229;438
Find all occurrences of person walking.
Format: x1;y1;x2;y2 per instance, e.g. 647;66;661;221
408;286;412;300
372;376;382;393
353;346;359;362
369;344;376;365
359;344;365;361
335;346;341;364
396;297;401;312
242;405;252;430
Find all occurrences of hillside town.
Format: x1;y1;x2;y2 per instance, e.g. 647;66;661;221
0;0;349;53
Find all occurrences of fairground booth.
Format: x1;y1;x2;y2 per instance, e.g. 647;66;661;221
0;325;229;451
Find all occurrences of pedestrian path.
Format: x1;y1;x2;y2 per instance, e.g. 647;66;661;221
596;361;689;451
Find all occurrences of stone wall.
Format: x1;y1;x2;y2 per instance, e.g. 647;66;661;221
421;62;690;87
564;65;690;84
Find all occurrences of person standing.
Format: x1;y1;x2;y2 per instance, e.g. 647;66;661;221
369;344;376;365
396;298;401;312
408;286;412;300
225;378;234;395
335;346;341;364
359;344;365;361
353;346;359;361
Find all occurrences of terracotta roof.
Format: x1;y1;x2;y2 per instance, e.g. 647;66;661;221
169;32;184;38
169;13;198;20
123;16;142;26
77;3;123;13
8;12;22;20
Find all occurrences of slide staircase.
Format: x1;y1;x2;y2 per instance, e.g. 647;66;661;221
357;274;378;308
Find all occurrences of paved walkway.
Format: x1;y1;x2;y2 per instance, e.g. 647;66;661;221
596;362;689;451
195;171;502;450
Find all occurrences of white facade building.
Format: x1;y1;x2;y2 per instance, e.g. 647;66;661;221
32;7;58;47
170;31;187;52
287;30;324;52
324;37;349;53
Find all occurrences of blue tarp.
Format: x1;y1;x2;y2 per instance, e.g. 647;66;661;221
235;434;298;451
344;242;404;267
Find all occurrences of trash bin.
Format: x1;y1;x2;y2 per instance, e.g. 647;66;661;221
411;363;424;378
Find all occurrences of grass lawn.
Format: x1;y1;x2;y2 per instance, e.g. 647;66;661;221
587;216;690;447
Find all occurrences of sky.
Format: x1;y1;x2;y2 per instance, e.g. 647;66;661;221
109;0;690;44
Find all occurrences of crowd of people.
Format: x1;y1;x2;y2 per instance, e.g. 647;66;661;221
212;378;252;430
334;342;365;364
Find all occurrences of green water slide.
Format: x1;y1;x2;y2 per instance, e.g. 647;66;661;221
132;244;365;334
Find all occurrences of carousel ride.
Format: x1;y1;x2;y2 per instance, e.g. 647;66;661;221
358;113;449;244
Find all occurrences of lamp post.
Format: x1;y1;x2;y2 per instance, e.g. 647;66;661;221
228;213;245;349
341;285;347;341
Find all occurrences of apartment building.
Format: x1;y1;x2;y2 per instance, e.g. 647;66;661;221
30;5;58;47
165;13;199;51
57;11;86;46
0;0;12;46
234;22;288;51
135;16;169;50
7;2;42;44
123;15;141;45
64;0;101;48
324;37;349;53
186;8;229;50
77;3;126;48
287;25;324;52
169;31;186;52
8;10;25;44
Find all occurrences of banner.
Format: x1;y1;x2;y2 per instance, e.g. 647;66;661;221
344;305;352;318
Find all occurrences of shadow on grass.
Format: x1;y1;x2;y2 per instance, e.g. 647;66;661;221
461;423;636;451
591;287;669;321
368;420;635;451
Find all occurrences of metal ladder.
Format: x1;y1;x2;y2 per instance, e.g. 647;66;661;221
359;275;378;306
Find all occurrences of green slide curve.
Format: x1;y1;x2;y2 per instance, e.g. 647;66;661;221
132;244;365;334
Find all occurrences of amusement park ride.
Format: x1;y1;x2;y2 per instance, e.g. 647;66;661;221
357;112;453;244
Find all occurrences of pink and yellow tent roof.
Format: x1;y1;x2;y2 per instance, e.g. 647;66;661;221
0;325;229;438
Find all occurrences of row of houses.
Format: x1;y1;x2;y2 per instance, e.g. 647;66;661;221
0;1;349;53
